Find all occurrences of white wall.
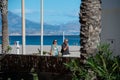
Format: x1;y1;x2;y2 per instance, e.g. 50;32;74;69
101;0;120;56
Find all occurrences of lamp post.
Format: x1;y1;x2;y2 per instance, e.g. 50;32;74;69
40;0;43;55
21;0;26;54
63;32;65;42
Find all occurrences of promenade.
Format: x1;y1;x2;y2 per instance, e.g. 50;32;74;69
0;45;81;57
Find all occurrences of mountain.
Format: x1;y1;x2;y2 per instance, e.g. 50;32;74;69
0;11;80;35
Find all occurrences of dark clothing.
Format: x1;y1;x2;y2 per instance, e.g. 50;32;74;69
61;43;69;55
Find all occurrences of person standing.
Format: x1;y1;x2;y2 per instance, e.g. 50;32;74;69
61;39;70;55
50;40;59;56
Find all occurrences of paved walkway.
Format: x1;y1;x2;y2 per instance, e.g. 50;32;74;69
0;45;81;57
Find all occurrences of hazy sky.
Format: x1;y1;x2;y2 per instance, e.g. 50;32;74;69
8;0;81;25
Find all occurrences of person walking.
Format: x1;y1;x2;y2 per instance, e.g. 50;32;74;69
50;40;59;56
61;39;70;56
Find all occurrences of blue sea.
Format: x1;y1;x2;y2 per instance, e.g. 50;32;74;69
0;35;80;46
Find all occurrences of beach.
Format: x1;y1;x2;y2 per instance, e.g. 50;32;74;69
0;45;81;57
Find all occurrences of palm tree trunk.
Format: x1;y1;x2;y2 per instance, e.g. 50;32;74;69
0;0;9;53
80;0;102;59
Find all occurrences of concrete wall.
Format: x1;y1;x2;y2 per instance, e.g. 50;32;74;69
101;0;120;56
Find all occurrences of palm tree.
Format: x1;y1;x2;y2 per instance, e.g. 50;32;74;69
0;0;9;54
79;0;102;59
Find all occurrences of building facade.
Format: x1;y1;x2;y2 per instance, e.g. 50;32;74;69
101;0;120;56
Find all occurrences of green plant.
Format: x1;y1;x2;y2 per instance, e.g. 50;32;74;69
37;48;48;55
30;67;39;80
6;46;12;53
87;43;120;80
112;56;120;79
64;59;88;80
64;43;120;80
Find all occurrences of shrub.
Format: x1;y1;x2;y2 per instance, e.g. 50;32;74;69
64;43;120;80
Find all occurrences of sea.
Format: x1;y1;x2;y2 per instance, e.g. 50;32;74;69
0;35;80;46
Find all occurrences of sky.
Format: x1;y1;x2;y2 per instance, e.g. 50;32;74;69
8;0;81;25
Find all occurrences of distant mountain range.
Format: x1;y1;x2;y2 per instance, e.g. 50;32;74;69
0;11;80;35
